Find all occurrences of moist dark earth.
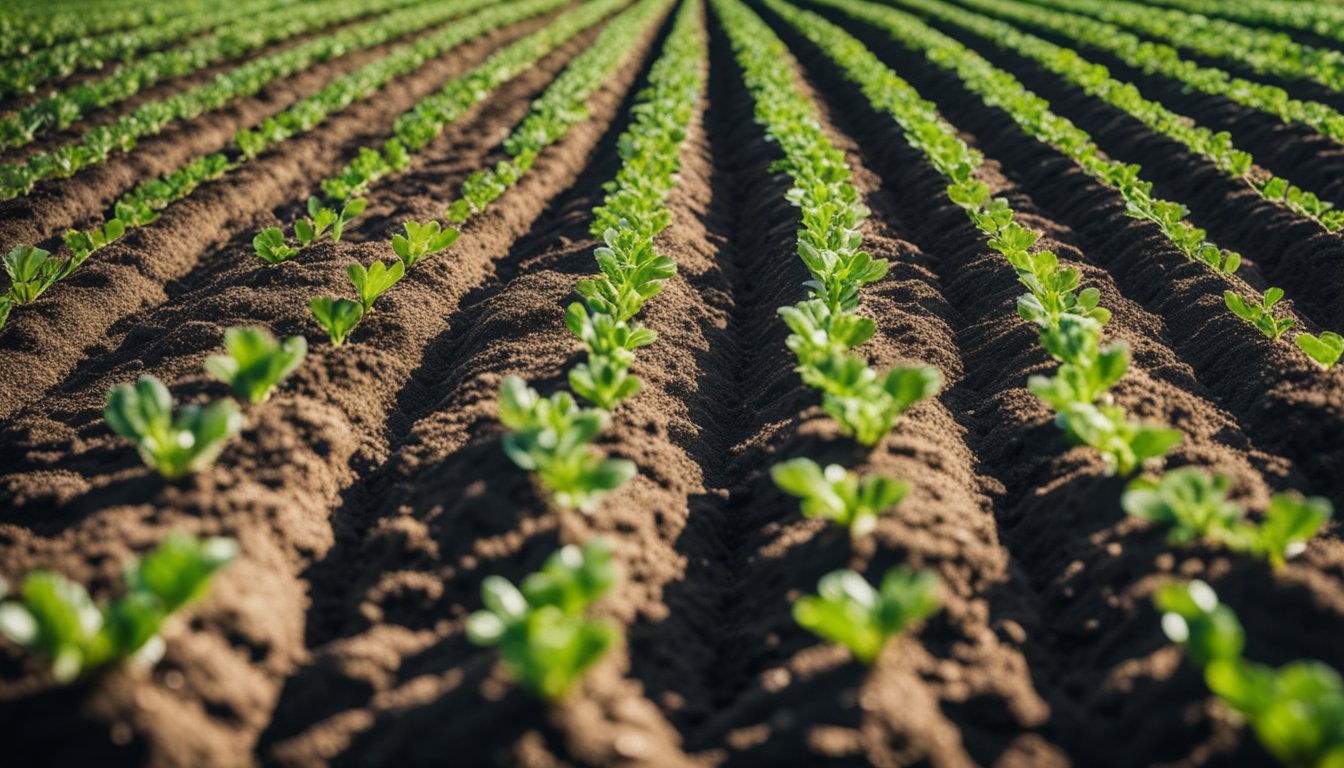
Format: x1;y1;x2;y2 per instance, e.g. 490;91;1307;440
0;1;1341;766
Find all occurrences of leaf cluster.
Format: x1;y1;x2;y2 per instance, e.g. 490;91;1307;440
498;376;635;512
466;539;620;700
771;458;906;538
1157;581;1344;767
1124;468;1333;569
0;532;237;683
105;375;243;480
793;567;940;664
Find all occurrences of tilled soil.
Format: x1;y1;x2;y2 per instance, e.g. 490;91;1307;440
0;3;1341;767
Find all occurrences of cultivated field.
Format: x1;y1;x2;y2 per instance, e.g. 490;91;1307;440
0;0;1342;765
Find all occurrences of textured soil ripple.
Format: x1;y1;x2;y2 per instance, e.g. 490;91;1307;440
1;3;1343;766
765;4;1344;765
0;12;612;767
0;11;561;424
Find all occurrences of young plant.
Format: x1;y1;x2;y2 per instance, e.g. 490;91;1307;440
252;228;299;265
4;246;64;303
568;353;641;412
104;376;243;480
793;566;940;664
808;353;942;446
0;532;238;683
294;196;339;247
466;539;620;700
498;375;635;511
771;458;907;538
779;299;876;365
564;303;655;410
574;227;678;322
1055;402;1182;476
1028;316;1129;409
390;219;458;267
298;197;367;246
1296;331;1344;369
204;326;307;404
347;258;404;313
1235;493;1334;570
565;302;657;361
1124;468;1332;568
63;217;126;266
1157;581;1344;767
1225;288;1294;341
1122;468;1242;546
308;296;363;347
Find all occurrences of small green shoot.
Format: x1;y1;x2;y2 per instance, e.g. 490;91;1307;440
0;532;237;683
309;296;363;347
466;539;620;700
1296;331;1344;369
1157;581;1344;767
1225;288;1294;341
771;458;907;538
104;376;242;479
793;566;940;664
252;228;299;265
498;376;635;511
1124;469;1332;569
4;246;63;303
204;326;307;404
391;219;458;267
347;259;404;313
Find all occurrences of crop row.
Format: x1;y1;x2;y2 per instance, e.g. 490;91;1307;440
1027;0;1344;96
897;0;1344;232
1141;0;1344;47
816;0;1342;368
714;0;947;667
773;0;1341;758
0;0;497;200
309;0;669;345
0;0;432;150
499;0;698;520
0;0;305;97
482;0;703;696
953;0;1344;153
0;0;551;333
0;0;205;58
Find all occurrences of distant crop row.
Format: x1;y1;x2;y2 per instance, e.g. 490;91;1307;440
898;0;1344;233
308;0;649;346
0;0;557;333
822;0;1342;368
0;0;496;200
0;0;296;97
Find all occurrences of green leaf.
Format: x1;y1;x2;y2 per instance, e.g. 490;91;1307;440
308;296;363;347
204;326;306;404
794;566;939;664
1296;332;1344;368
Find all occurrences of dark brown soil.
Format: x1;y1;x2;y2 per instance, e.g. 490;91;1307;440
1;2;1341;767
0;9;563;423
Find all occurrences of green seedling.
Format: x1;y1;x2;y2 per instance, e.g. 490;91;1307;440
204;326;307;404
104;376;242;479
308;296;363;347
771;458;907;538
794;566;940;664
466;539;620;700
